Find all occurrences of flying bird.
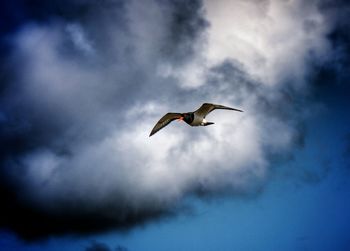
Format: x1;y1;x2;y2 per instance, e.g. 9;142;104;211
149;103;243;137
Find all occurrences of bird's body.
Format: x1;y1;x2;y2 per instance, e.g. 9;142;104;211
149;103;243;137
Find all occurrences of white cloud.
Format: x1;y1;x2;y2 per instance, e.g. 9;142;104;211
203;0;331;86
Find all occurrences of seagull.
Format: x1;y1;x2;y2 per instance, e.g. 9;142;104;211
149;103;243;137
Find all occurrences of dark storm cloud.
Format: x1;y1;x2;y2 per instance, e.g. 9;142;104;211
84;241;129;251
0;0;209;240
318;0;350;78
85;241;111;251
0;0;349;241
342;134;350;170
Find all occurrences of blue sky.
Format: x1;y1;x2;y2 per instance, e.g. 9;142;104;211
1;1;350;250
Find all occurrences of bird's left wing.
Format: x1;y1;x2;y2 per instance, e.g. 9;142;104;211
194;103;243;118
149;113;182;137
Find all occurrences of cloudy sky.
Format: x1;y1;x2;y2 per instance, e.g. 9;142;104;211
0;0;350;250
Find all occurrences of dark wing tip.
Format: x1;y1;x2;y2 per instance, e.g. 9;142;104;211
218;105;243;113
149;128;157;137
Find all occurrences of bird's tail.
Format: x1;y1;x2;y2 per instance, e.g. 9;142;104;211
204;122;214;126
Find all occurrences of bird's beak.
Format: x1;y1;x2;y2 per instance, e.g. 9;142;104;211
177;116;184;122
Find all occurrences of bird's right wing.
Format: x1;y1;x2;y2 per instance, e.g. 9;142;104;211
194;103;243;118
149;113;182;137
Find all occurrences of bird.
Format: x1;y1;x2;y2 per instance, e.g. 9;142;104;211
149;103;243;137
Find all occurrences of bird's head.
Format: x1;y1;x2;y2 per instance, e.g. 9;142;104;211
180;113;194;124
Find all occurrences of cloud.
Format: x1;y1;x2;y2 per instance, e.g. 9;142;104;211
84;241;129;251
0;0;348;240
85;242;111;251
204;0;332;86
342;133;350;170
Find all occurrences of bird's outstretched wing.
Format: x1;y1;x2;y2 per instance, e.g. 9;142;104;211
149;113;182;137
194;103;243;118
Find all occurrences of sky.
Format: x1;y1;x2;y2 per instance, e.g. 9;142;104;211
0;0;349;250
